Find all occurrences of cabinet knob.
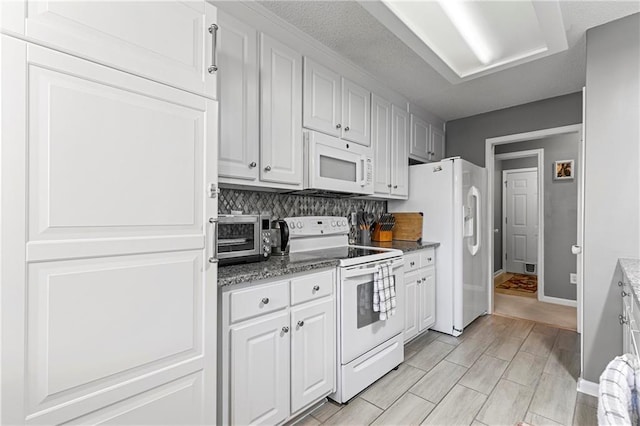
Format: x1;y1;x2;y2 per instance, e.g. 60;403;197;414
417;278;422;284
336;124;342;129
393;185;398;189
249;162;257;168
427;257;432;261
423;277;427;282
620;314;629;325
387;184;392;188
410;261;415;267
264;165;272;172
282;326;289;333
297;320;304;327
619;281;625;287
622;290;629;297
261;297;269;304
344;126;350;131
313;285;320;291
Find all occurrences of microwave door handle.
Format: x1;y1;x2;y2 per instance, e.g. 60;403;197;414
359;156;367;187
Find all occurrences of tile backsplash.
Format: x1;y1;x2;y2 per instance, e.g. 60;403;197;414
219;188;386;219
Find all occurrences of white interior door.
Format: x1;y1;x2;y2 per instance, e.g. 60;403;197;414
1;36;218;425
504;169;538;274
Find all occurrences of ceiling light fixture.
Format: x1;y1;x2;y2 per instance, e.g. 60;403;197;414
437;0;494;65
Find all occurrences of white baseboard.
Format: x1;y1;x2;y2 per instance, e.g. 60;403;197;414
493;269;504;277
539;295;578;307
577;378;599;397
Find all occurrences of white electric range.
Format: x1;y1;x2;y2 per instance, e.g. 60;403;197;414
286;216;405;403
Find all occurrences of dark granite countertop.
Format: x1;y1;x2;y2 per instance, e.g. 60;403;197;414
619;258;640;304
371;240;440;253
218;255;339;288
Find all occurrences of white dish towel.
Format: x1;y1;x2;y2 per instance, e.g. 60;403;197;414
598;353;640;425
373;263;396;320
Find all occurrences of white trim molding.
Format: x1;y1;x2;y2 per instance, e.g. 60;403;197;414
539;295;578;308
493;269;504;278
577;378;599;398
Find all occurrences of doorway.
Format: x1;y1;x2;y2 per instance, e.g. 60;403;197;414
485;124;583;332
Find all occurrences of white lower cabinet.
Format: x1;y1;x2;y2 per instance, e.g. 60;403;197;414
403;250;437;342
220;269;335;425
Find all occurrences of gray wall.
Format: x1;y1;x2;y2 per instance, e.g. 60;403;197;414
446;92;583;166
583;13;640;383
494;134;579;301
494;157;537;272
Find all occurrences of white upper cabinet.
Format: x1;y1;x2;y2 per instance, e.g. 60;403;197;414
373;97;408;199
341;79;371;146
430;125;446;162
2;1;218;99
410;114;430;161
391;105;410;198
303;58;341;137
372;94;392;195
218;11;259;181
260;33;303;187
303;58;371;147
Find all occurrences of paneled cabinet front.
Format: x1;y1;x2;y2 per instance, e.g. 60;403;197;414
1;0;218;99
1;36;218;425
303;58;371;147
403;250;437;342
220;269;336;425
410;113;446;163
372;96;409;199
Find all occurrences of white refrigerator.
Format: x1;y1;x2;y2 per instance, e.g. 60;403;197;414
389;158;488;336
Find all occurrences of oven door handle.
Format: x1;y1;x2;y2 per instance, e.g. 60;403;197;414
342;258;404;279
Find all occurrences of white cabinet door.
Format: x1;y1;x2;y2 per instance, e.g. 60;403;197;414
430;125;446;162
260;34;303;187
291;298;335;413
2;1;218;99
419;267;436;332
303;58;341;137
391;105;410;198
230;311;290;426
372;94;392;195
218;11;259;181
1;36;218;425
404;271;419;343
342;78;371;146
410;114;430;161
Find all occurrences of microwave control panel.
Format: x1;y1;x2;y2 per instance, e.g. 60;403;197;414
286;216;349;237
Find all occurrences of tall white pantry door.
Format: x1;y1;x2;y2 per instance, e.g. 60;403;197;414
1;36;218;424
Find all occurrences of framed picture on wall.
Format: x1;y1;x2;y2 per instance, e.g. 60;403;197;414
554;159;574;180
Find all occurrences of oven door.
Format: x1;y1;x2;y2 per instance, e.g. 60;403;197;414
217;215;260;261
306;131;373;195
340;257;404;364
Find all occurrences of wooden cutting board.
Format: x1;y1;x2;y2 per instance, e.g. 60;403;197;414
392;212;423;241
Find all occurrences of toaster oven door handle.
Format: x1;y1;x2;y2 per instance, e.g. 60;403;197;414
209;217;218;263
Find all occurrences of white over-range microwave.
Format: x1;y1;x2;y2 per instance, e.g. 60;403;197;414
303;130;374;195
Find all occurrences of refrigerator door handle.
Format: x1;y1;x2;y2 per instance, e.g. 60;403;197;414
468;186;481;256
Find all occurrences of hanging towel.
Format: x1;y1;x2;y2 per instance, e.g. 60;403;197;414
373;263;396;320
598;353;640;425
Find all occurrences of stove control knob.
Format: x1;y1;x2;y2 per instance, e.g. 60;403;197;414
263;237;270;243
297;221;303;228
341;220;347;226
289;221;295;229
331;221;336;227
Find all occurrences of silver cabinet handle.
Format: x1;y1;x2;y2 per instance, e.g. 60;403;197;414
336;124;341;129
249;162;257;168
622;290;629;297
261;297;269;304
344;126;350;131
208;24;218;73
208;218;218;263
297;320;304;327
313;285;320;291
282;326;289;333
264;165;272;172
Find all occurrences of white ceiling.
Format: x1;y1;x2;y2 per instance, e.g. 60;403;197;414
258;1;640;121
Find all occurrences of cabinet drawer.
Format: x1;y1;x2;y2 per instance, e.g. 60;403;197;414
419;248;435;267
230;280;289;323
404;253;420;272
291;270;333;305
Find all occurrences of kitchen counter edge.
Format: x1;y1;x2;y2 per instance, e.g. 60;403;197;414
620;258;640;304
371;240;440;253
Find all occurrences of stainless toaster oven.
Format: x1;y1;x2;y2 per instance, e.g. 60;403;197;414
217;214;271;265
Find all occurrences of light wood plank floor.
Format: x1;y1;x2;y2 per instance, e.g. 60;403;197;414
295;315;595;426
494;273;577;331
